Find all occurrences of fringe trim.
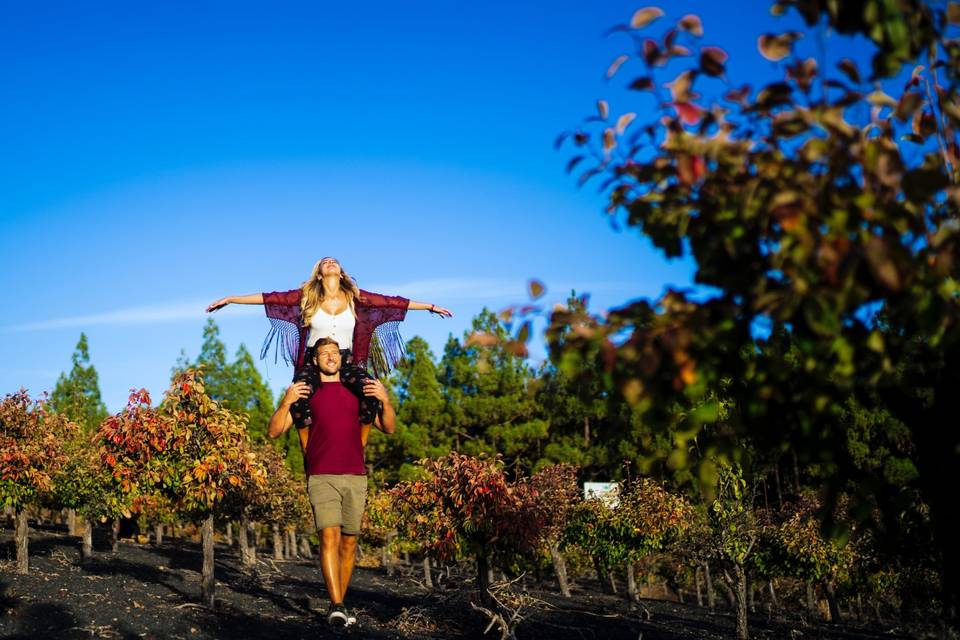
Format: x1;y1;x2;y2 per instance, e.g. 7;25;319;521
260;317;300;365
369;320;405;378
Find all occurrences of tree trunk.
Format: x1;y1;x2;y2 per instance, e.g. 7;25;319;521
476;554;494;608
225;522;233;547
725;564;750;640
254;522;262;548
287;528;298;559
626;563;639;603
384;531;395;575
593;556;617;594
272;523;283;561
584;416;590;447
704;562;716;609
695;566;704;607
719;579;736;608
549;542;571;598
154;523;164;546
299;535;312;558
422;556;434;589
15;509;29;574
856;593;864;622
111;518;120;553
239;514;254;568
748;575;756;612
67;508;77;536
768;580;779;608
806;581;817;617
201;515;215;608
174;521;182;539
81;518;93;560
823;579;842;623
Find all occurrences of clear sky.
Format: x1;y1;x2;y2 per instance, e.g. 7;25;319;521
0;1;872;411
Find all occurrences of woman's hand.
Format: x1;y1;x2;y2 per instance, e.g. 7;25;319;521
206;293;264;312
363;379;389;402
428;305;453;318
206;297;232;313
282;381;312;406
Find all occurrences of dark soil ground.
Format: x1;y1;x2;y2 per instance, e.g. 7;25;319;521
0;525;924;640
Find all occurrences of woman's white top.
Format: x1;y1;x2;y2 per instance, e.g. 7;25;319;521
307;306;356;351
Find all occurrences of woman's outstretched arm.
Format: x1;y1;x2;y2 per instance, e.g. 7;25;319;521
206;293;265;312
406;300;453;317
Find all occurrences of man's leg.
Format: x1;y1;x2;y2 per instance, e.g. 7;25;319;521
308;475;349;624
320;526;344;604
339;475;368;625
338;533;358;601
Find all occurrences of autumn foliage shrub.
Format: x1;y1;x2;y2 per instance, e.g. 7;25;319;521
0;390;78;572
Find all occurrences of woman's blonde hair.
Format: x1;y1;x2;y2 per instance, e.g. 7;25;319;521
300;257;361;327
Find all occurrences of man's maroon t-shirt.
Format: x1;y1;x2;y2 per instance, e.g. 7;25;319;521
305;382;366;476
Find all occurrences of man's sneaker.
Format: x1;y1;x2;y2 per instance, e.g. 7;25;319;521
345;607;357;627
327;603;348;626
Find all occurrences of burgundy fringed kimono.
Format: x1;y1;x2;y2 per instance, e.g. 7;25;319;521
260;288;409;377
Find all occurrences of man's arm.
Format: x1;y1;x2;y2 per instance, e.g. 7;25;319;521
268;382;311;439
363;380;395;435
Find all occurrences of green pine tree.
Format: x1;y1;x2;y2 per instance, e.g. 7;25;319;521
179;318;277;445
439;309;546;473
50;333;108;433
370;336;453;483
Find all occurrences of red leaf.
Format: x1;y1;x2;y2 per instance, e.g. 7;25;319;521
670;102;704;125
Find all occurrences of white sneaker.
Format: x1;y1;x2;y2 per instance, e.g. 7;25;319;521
327;603;348;626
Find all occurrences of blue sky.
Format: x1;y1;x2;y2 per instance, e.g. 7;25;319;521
0;1;873;411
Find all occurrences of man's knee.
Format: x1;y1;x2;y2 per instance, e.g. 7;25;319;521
339;533;357;553
321;526;340;548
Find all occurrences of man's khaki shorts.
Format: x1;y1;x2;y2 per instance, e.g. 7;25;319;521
307;474;368;535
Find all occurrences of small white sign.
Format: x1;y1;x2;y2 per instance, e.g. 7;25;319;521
583;481;619;508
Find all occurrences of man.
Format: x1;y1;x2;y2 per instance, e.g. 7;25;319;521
268;337;395;627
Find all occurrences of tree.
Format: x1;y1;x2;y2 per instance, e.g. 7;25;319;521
524;464;581;597
0;391;77;573
50;333;107;433
564;476;693;599
183;319;277;451
372;336;454;483
389;453;554;608
550;1;960;618
154;369;265;607
756;492;858;623
221;442;308;566
94;389;167;554
440;310;547;473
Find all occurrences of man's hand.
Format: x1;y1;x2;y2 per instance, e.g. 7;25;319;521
364;379;396;435
363;379;389;403
283;381;312;406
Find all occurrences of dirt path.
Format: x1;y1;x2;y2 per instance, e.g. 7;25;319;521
1;528;913;639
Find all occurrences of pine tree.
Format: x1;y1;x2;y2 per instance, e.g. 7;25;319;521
439;309;546;473
181;319;276;445
371;336;453;483
50;333;108;432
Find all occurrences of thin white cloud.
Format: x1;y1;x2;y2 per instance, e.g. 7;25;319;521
1;278;645;333
2;300;260;333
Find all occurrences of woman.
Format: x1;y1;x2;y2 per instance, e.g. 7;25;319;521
206;256;451;429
